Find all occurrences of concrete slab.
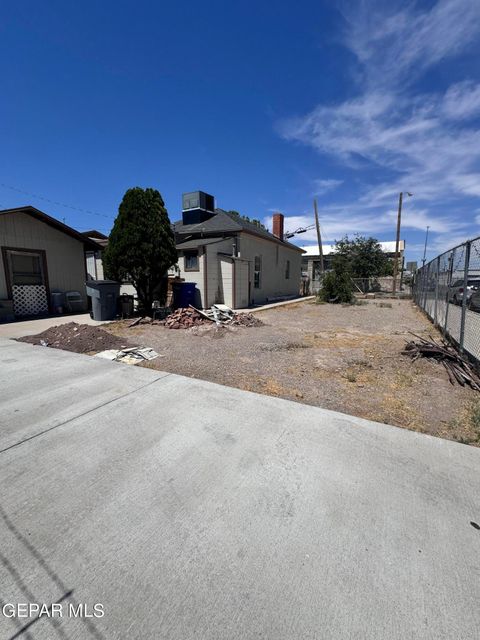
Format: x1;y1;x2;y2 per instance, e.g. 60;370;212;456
0;313;108;339
0;339;479;639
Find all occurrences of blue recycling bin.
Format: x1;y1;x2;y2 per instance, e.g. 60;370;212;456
172;282;197;309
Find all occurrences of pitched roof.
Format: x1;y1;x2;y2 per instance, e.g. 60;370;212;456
176;237;232;250
0;206;102;250
174;209;304;253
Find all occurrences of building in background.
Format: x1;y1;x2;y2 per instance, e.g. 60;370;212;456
0;206;101;320
301;240;405;295
174;191;304;308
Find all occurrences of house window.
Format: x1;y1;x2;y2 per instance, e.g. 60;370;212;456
10;252;44;285
285;260;290;280
254;255;262;288
184;250;199;271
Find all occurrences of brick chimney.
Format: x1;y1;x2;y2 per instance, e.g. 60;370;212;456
272;213;284;241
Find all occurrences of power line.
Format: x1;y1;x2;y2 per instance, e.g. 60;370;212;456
0;181;113;220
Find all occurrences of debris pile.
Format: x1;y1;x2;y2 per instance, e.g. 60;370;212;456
95;346;161;365
164;307;206;329
231;312;264;327
164;305;264;329
402;334;480;391
18;322;131;354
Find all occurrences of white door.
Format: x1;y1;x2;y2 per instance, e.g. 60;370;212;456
235;260;250;308
219;258;234;308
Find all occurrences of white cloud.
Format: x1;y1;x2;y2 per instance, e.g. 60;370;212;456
442;81;480;120
277;0;480;257
341;0;480;89
313;178;343;194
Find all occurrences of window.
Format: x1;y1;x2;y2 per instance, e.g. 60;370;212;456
184;250;199;271
285;260;290;280
254;255;262;288
10;252;43;285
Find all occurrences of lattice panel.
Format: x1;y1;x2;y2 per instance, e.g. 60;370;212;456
12;285;48;316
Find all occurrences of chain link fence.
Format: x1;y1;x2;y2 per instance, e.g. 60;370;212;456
413;236;480;365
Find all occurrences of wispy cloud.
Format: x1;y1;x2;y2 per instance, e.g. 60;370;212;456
313;178;343;195
277;0;480;257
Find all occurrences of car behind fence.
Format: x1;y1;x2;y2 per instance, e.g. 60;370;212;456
413;236;480;366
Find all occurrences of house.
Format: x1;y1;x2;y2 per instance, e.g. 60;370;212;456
301;240;406;294
83;230;108;281
0;206;101;320
174;191;304;308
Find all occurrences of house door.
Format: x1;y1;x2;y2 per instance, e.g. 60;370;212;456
234;260;250;308
4;249;49;316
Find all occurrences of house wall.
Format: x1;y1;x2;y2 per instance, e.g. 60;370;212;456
177;247;206;308
86;250;104;280
237;232;303;305
176;239;234;308
205;239;235;307
0;212;88;309
176;234;303;308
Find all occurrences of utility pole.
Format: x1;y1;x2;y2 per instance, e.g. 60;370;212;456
392;191;412;294
422;226;430;266
313;198;324;273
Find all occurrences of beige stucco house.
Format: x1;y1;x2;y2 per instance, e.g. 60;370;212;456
0;206;101;320
174;195;304;308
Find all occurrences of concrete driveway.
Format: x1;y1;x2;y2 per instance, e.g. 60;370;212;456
0;314;106;339
1;338;479;639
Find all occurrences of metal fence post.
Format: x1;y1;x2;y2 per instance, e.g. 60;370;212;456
459;241;471;353
444;252;454;335
434;256;440;325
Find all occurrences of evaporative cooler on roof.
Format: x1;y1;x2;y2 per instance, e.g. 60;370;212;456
182;191;215;225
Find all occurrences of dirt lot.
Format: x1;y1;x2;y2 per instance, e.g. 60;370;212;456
100;299;480;446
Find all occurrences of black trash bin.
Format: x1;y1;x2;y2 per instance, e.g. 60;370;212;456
85;280;120;321
118;293;134;318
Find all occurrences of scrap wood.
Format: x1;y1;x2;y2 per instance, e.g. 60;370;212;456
402;335;480;391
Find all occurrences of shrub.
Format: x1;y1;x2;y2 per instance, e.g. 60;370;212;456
318;270;354;304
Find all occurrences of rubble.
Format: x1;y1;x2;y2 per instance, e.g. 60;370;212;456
164;307;206;329
95;346;162;365
402;333;480;391
164;305;264;329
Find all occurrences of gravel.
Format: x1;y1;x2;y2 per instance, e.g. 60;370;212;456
104;299;478;443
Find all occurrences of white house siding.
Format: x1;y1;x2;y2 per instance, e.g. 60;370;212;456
177;248;206;308
176;235;302;309
205;239;235;307
237;232;302;305
0;212;88;310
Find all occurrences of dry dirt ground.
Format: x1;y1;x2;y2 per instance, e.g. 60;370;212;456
102;299;480;446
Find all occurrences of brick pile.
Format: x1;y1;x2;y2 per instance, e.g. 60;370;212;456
164;308;206;329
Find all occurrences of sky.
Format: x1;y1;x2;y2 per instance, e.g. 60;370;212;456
1;0;480;263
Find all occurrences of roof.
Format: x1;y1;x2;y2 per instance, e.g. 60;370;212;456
176;237;232;250
300;240;405;257
174;209;304;253
0;206;102;250
81;230;108;248
82;229;108;239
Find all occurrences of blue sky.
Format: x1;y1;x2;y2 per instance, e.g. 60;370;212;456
1;0;480;262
